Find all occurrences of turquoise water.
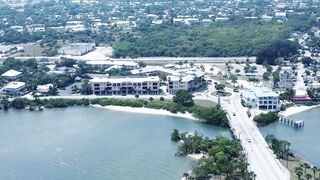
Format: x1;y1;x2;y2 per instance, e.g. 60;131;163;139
260;107;320;167
0;107;230;180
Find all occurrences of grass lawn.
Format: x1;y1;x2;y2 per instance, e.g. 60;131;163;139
281;154;319;180
194;99;217;108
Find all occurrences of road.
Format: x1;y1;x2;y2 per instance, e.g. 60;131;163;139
294;63;307;96
193;86;290;180
1;56;256;64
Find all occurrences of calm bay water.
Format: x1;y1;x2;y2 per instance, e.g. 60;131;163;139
0;107;230;180
260;107;320;167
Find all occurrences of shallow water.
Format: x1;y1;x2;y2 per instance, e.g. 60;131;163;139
260;106;320;166
0;107;230;180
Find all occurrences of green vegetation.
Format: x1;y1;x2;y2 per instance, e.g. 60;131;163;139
256;40;300;65
171;130;255;179
254;112;279;126
265;134;293;160
280;88;296;101
173;90;194;107
1;93;229;127
113;22;291;58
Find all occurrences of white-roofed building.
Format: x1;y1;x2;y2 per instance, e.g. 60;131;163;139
1;81;26;95
89;76;161;95
1;69;22;81
58;43;96;56
242;87;280;111
87;60;138;70
37;84;53;94
167;70;205;94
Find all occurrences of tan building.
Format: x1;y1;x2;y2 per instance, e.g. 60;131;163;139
90;76;161;95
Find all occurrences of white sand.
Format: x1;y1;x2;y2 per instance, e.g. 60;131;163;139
92;105;198;121
280;105;320;117
187;153;206;160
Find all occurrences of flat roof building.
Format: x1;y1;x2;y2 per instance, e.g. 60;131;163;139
58;43;96;56
1;81;26;95
1;69;22;81
90;76;161;95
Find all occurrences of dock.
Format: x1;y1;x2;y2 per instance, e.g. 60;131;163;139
279;116;304;128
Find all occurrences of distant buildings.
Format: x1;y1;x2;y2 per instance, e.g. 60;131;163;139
243;87;280;111
131;64;206;94
89;76;161;95
0;45;17;56
58;43;96;56
278;67;295;88
1;69;22;81
87;60;138;70
1;81;26;95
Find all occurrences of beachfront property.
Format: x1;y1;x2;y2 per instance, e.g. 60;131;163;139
37;84;53;95
1;81;26;95
242;87;280;111
87;60;138;70
58;43;96;56
278;67;295;88
89;76;161;95
131;65;206;94
1;69;22;81
167;73;205;94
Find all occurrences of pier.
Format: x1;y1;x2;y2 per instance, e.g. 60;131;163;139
279;116;304;128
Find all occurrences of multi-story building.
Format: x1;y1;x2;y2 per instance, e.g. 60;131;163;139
242;87;280;111
90;76;161;95
1;81;26;95
278;67;294;88
1;69;22;81
167;72;205;94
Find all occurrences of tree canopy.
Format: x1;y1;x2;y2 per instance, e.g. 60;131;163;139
256;40;300;65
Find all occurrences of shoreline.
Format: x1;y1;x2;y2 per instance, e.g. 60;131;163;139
91;104;198;121
280;104;320;117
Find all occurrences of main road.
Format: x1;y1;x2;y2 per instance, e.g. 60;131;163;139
193;88;290;180
0;55;256;64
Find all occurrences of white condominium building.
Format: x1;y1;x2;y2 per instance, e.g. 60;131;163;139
243;87;280;111
90;76;161;95
1;81;26;95
167;71;205;94
167;75;194;94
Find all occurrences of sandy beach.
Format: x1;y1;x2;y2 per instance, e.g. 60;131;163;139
280;105;320;117
187;153;206;160
92;104;198;121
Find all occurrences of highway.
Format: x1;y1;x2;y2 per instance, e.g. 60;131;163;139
193;85;290;180
0;56;256;64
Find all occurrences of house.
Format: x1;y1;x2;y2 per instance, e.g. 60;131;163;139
87;60;138;70
1;69;22;81
242;87;280;111
278;67;294;88
1;81;26;95
291;95;312;104
37;84;53;94
58;43;96;56
89;76;161;95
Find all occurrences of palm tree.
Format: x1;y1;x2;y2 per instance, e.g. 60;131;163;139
295;170;303;180
305;173;312;180
301;163;311;173
311;166;318;179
